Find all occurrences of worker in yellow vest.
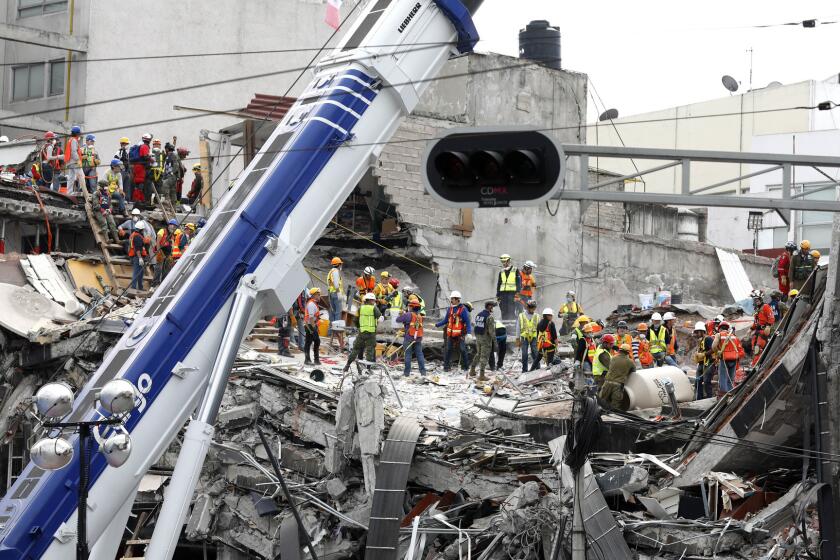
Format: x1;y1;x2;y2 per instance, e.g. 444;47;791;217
518;300;539;372
496;254;520;321
344;292;381;371
559;291;584;335
648;312;668;366
591;334;614;390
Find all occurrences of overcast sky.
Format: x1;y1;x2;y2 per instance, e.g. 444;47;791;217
471;0;840;121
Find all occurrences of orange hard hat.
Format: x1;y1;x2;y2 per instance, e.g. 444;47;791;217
331;257;343;266
637;323;648;331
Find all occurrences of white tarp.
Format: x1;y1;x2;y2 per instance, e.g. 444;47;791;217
715;247;753;303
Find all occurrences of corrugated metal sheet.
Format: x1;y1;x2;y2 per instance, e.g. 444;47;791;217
241;94;296;121
715;247;753;302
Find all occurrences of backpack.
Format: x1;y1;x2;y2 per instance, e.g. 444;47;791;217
771;255;780;278
128;144;143;164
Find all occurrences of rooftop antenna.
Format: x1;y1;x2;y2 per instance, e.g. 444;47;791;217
721;75;739;94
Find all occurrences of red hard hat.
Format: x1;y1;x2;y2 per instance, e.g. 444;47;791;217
44;131;56;139
389;278;400;288
601;334;615;345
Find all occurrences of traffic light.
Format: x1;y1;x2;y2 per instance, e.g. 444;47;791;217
422;127;565;208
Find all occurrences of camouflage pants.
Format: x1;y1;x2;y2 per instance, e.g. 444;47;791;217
470;336;493;374
598;380;627;411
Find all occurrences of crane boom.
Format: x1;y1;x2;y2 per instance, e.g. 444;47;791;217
0;1;481;558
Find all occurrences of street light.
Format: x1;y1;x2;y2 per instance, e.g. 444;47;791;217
747;211;764;256
31;379;139;560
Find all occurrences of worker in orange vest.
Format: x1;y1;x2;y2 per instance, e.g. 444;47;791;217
128;222;148;290
717;321;744;395
171;225;188;261
749;290;775;367
303;287;322;365
396;296;426;377
517;260;536;314
634;323;654;369
355;266;376;306
64;125;86;194
613;321;632;355
435;291;472;373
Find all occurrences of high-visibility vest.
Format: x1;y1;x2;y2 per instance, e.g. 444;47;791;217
720;333;742;362
592;348;609;377
667;326;677;355
698;336;713;366
499;268;517;292
106;171;121;193
359;304;376;333
304;297;319;323
519;312;538;340
172;230;185;259
63;138;81;164
82;146;98;168
519;272;535;298
446;305;465;337
389;292;402;314
586;337;596;362
637;338;654;366
649;325;667;354
356;276;375;295
561;302;582;315
127;231;147;257
537;322;555;350
407;312;424;339
328;267;343;293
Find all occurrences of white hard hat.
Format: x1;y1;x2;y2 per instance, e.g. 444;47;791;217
363;292;376;301
567;290;575;297
651;312;662;321
694;321;706;332
134;220;146;230
663;312;676;321
450;290;462;299
131;208;141;216
499;254;511;260
542;308;554;316
141;133;152;141
363;266;375;275
715;314;724;322
524;260;535;268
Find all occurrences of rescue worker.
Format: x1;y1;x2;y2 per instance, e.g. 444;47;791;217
749;290;775;366
706;315;724;336
94;181;120;242
161;142;183;206
613;321;632;354
790;240;814;292
303;287;322;365
131;133;153;203
693;321;716;399
183;223;197;249
387;278;402;319
187;163;203;205
571;315;592;370
105;159;126;215
82;134;100;192
327;257;344;328
64;125;85;194
40;131;63;192
154;219;176;285
344;292;381;371
275;313;293;357
717;321;744;395
171;223;188;261
150;139;164;202
535;308;558;369
517;299;539;372
436;291;472;373
517;260;536;314
116;136;132;200
777;241;795;297
496;254;520;321
592;334;614;390
559;291;584;335
470;301;496;380
768;290;786;323
374;271;393;313
489;320;507;371
789;289;800;300
662;311;679;366
396;295;426;377
355;266;376;306
648;312;668;366
128;221;147;290
598;344;636;411
811;250;821;269
634;323;654;369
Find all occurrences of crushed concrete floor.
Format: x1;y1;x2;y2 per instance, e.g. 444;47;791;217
0;251;831;559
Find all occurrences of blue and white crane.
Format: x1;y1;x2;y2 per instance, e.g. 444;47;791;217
0;1;482;558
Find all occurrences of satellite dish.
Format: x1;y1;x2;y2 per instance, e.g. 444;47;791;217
767;81;783;88
722;75;739;93
598;108;619;121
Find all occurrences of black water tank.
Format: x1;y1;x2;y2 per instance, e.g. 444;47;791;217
519;20;561;70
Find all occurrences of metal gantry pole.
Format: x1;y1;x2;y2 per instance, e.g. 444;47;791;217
77;424;90;560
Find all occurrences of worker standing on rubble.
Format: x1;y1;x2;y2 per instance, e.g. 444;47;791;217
328;257;345;332
275;313;293;357
150;139;164;202
374;271;393;313
693;321;716;399
598;344;636;411
184;223;197;249
749;290;775;366
790;240;814;292
706;315;723;336
355;266;376;306
94;181;120;243
517;300;539;372
105;159;126;216
303;287;322;365
39;131;62;192
776;241;795;297
592;334;614;390
570;315;591;370
161;143;182;207
768;290;786;323
634;323;654;369
116;137;132;201
663;312;680;366
154;219;176;285
496;254;520;321
344;292;381;371
128;222;147;290
535;308;558;369
517;261;536;314
187;163;203;205
436;291;471;373
559;291;584;335
64;125;85;194
648;313;669;366
470;301;496;381
387;278;401;319
171;223;188;261
717;322;743;394
396;295;426;377
130;133;153;204
82;134;100;192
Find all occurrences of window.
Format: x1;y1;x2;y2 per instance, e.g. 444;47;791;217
11;63;45;101
49;59;64;96
18;0;68;18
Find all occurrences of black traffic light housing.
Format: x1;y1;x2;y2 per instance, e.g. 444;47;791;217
423;127;565;208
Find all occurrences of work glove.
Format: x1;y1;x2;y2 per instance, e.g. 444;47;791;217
377;316;384;323
138;258;145;267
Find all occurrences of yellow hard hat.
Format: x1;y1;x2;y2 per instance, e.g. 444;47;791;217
811;249;821;259
800;240;811;251
185;223;196;231
789;289;799;297
119;137;130;144
192;163;201;170
380;271;389;278
309;287;321;295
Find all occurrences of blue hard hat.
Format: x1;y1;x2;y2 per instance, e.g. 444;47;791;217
71;125;81;135
168;219;178;226
197;218;207;227
85;134;95;141
110;158;121;167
